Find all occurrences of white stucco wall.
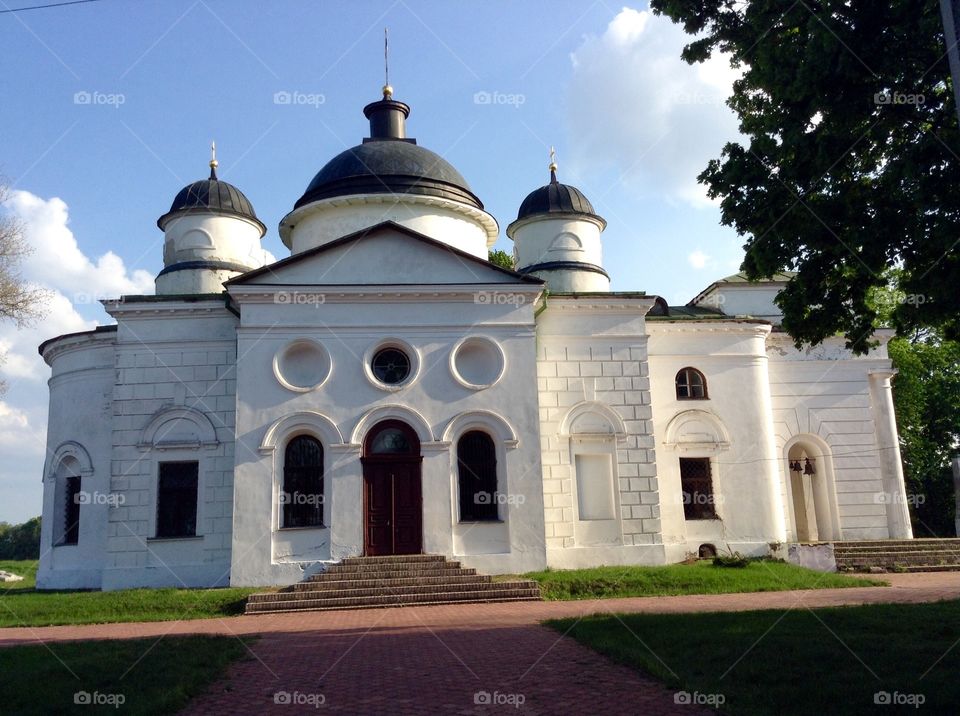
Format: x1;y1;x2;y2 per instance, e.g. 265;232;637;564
508;215;610;293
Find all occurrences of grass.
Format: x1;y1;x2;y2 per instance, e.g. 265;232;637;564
0;635;252;715
547;599;960;715
0;560;260;628
519;559;885;600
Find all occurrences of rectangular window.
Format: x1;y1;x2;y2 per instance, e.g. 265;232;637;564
679;457;716;520
62;476;81;545
156;461;199;538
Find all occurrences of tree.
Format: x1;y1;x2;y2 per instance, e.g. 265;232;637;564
0;517;41;560
888;336;960;535
650;0;960;353
0;179;47;394
487;249;515;270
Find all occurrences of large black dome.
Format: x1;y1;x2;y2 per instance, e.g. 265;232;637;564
158;171;265;235
295;140;483;210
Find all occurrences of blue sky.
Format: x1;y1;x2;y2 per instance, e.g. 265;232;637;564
0;0;745;523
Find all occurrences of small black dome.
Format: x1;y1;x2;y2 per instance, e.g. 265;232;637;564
158;175;265;235
515;180;603;224
294;140;483;210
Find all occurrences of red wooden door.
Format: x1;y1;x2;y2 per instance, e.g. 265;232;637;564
362;421;423;556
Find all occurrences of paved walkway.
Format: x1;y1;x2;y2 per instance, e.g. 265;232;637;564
2;573;958;714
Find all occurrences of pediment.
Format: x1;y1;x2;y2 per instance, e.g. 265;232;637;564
228;222;539;288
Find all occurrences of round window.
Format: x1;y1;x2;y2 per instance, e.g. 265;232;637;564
371;347;411;385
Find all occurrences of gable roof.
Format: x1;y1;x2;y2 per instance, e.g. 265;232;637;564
227;221;542;287
689;271;796;307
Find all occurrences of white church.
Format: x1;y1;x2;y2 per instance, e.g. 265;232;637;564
36;87;913;590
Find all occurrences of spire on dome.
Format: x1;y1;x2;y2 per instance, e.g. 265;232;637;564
209;141;218;180
549;146;558;184
382;27;393;99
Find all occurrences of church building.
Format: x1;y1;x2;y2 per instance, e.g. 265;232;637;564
36;87;913;590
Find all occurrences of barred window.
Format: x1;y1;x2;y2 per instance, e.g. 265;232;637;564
283;436;324;528
680;457;716;520
457;431;498;521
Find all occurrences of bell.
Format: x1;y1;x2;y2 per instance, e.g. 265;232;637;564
804;458;816;475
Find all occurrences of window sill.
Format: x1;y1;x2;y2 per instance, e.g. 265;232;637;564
683;517;721;522
277;525;327;531
458;519;504;524
53;542;78;548
147;535;203;543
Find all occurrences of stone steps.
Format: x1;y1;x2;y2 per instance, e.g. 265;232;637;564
244;554;541;614
832;539;960;573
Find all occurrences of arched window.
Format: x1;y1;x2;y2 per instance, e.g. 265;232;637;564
282;436;324;528
457;431;498;522
676;367;708;400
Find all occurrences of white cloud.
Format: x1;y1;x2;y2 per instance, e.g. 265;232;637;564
0;190;156;522
688;249;710;269
566;7;742;206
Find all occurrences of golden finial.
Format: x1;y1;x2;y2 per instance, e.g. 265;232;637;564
209;140;218;180
549;146;558;183
383;28;392;99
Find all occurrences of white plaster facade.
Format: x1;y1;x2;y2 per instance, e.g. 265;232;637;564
35;93;914;590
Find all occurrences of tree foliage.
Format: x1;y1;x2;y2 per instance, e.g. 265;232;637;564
0;517;41;560
889;336;960;535
488;249;515;270
650;0;960;353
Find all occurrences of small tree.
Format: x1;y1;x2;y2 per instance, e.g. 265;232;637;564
487;249;514;270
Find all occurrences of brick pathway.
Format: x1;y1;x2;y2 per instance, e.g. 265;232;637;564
1;572;958;714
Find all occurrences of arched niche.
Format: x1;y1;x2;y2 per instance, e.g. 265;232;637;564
138;405;219;452
662;409;730;454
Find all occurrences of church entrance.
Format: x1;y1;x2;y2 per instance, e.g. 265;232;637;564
362;420;423;556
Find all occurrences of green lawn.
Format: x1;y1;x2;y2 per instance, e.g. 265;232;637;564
520;560;885;600
0;635;252;715
548;600;960;715
0;561;260;628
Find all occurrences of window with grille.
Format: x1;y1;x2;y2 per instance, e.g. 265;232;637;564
283;436;324;528
675;367;708;400
457;431;498;521
156;461;199;538
679;457;717;520
62;476;81;545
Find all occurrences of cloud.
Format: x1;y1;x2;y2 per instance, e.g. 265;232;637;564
0;190;156;522
688;250;710;269
566;7;742;206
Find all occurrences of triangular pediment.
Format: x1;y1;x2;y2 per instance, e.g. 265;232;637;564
227;222;540;287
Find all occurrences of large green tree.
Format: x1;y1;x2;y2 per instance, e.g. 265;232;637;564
650;0;960;353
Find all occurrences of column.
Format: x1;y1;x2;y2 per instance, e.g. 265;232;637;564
868;370;913;539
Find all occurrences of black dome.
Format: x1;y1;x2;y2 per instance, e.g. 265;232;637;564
295;140;483;210
158;174;265;235
515;180;602;224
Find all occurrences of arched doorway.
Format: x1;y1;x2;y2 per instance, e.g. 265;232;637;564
786;440;840;542
362;420;423;555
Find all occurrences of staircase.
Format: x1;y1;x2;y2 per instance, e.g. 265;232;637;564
833;539;960;572
245;554;541;614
